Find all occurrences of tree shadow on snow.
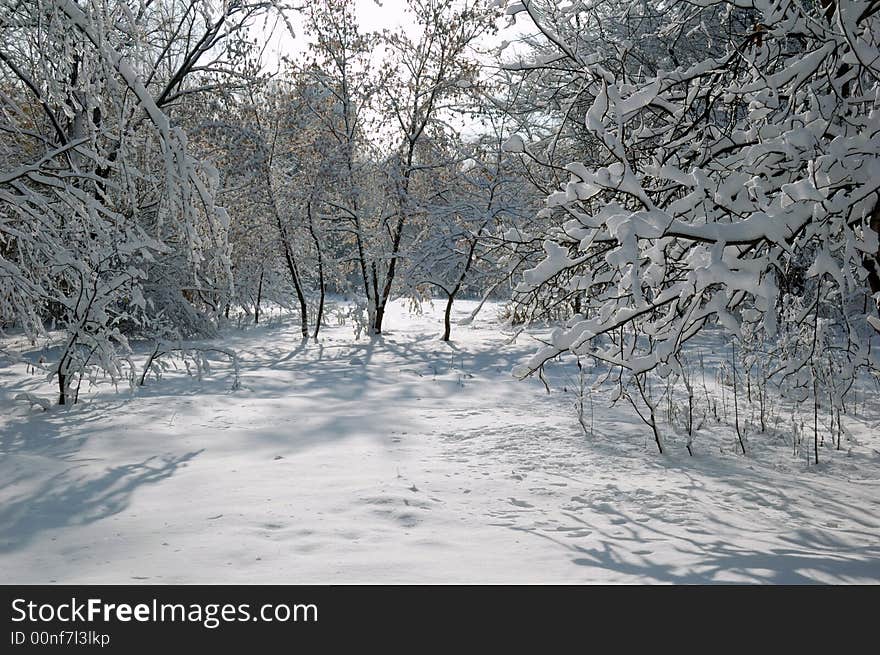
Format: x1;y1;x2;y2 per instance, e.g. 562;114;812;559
561;524;880;584
0;450;202;553
0;398;132;461
501;469;880;583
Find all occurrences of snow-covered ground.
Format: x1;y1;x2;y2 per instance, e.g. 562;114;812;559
1;300;879;583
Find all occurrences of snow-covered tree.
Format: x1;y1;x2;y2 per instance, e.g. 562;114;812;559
505;2;880;364
369;0;497;333
0;0;278;402
499;0;880;457
405;128;541;340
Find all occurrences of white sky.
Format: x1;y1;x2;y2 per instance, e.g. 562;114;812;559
258;0;534;72
259;0;417;71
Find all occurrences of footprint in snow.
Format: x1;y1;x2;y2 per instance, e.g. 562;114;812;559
508;498;534;508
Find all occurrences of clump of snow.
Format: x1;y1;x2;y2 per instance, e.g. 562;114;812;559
502;134;526;153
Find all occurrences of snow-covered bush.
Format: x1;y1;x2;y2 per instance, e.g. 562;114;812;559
0;0;273;403
503;0;880;455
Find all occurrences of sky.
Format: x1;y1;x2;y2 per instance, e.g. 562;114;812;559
260;0;420;70
258;0;533;72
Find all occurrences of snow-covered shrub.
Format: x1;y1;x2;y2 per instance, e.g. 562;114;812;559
0;0;271;403
503;0;880;455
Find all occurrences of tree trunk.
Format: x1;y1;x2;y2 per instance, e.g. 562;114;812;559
374;214;406;335
442;293;454;342
373;144;415;335
263;148;308;338
279;239;309;338
371;262;383;334
57;369;67;406
440;226;485;342
374;303;386;335
307;202;325;339
254;267;264;325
